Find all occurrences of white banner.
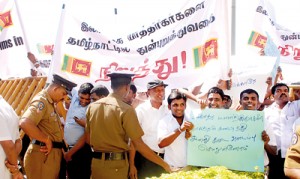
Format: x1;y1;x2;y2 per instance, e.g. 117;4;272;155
50;0;231;91
226;55;277;109
249;0;300;65
15;0;62;76
0;0;31;79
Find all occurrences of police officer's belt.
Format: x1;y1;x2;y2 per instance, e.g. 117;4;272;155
92;151;126;160
31;139;65;149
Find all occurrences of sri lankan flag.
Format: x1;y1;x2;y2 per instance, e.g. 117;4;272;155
0;16;4;31
248;31;267;48
61;55;92;77
193;38;218;68
0;11;13;32
37;43;54;54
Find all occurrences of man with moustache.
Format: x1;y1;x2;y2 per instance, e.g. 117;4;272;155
130;80;169;179
20;74;77;179
264;83;300;179
223;94;232;109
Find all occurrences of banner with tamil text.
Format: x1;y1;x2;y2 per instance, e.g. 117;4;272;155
50;0;231;91
249;0;300;65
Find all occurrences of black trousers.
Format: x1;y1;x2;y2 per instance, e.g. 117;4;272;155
66;143;92;179
267;150;289;179
59;158;67;179
20;134;30;174
135;151;165;179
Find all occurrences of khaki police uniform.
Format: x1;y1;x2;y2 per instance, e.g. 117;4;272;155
285;125;300;168
21;74;76;179
86;93;144;179
22;90;64;179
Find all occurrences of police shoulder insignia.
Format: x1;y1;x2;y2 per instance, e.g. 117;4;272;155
37;101;45;111
292;133;298;145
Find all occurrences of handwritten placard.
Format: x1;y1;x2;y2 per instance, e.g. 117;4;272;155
187;109;264;172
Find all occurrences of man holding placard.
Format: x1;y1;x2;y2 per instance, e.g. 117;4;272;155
157;90;194;169
187;87;265;172
239;88;277;178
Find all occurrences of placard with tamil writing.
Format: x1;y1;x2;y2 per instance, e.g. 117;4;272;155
187;108;264;172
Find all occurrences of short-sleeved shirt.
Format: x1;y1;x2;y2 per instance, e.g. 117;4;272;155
285;125;300;168
0;96;20;179
264;100;300;158
157;114;188;168
135;100;169;153
86;93;143;152
264;119;277;166
64;91;88;146
22;90;63;142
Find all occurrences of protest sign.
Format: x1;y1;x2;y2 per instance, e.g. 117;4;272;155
188;109;264;172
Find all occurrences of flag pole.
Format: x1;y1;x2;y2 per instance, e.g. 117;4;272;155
47;3;66;83
231;0;236;56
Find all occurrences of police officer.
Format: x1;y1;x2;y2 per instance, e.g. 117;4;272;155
85;72;171;179
20;74;77;179
285;125;300;178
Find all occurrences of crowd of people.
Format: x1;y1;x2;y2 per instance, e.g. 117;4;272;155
1;69;300;179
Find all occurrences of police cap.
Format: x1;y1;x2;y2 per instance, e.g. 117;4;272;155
289;83;300;90
107;71;134;88
147;79;168;90
52;74;77;92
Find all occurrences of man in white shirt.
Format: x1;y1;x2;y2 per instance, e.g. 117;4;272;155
130;79;169;179
157;91;193;168
239;88;276;178
264;83;300;179
0;96;23;179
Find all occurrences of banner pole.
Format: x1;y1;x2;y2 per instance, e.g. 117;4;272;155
47;3;66;83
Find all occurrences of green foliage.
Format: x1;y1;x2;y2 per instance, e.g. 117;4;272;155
148;166;264;179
